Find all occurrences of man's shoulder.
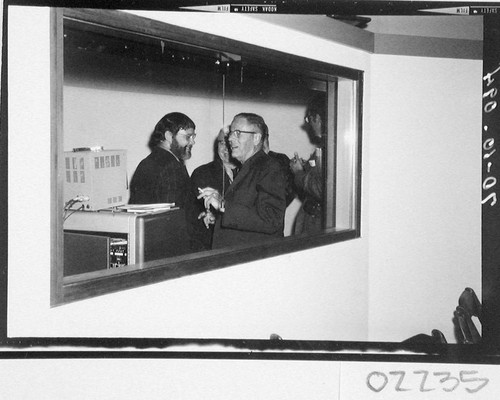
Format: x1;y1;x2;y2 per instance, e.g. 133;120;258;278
268;150;290;168
191;161;218;179
250;150;283;173
193;160;217;172
134;149;179;177
152;147;178;161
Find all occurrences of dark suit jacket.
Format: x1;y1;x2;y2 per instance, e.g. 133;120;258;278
191;159;233;198
129;147;190;206
268;150;295;206
190;159;234;249
129;147;207;252
212;150;286;249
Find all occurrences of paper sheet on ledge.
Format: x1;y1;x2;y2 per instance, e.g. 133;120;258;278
117;203;176;213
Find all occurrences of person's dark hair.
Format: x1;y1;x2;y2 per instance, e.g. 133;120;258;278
234;112;268;145
148;112;196;149
306;92;326;122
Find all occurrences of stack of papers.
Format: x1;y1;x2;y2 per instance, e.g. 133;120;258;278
117;203;177;213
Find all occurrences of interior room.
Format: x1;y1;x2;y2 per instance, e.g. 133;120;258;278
7;6;482;343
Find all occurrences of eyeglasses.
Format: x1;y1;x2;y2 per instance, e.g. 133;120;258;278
178;132;196;141
304;115;314;124
228;130;259;139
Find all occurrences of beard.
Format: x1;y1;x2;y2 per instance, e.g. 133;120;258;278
171;136;192;160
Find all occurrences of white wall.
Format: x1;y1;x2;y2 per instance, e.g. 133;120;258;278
367;54;482;341
6;7;482;344
8;7;370;341
366;15;483;40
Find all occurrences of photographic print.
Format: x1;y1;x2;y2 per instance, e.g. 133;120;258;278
1;0;500;397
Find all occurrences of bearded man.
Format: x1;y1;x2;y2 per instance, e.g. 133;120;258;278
129;112;196;206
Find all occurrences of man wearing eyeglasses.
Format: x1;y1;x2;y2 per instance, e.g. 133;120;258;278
289;94;325;234
129;112;196;206
197;113;286;248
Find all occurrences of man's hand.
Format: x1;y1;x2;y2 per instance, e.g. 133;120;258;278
197;187;224;211
290;152;305;174
198;210;216;229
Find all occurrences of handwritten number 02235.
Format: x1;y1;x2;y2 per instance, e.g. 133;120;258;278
366;370;489;393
